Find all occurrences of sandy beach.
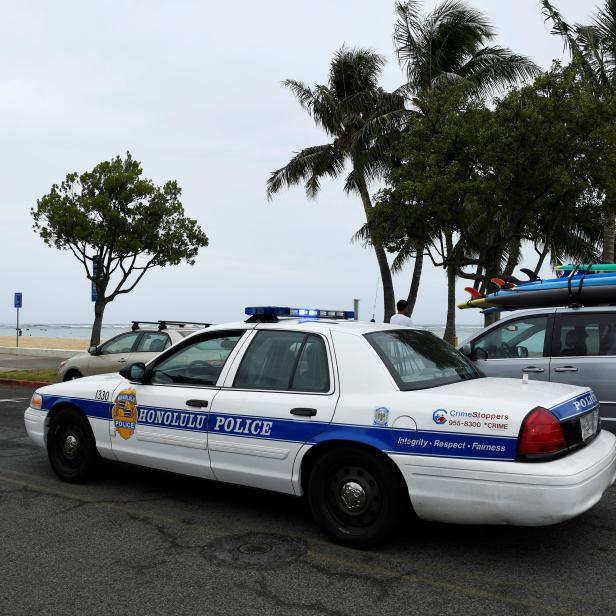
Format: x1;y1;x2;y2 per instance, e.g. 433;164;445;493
0;336;90;350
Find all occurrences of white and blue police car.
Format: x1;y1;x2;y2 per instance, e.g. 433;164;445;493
24;306;616;548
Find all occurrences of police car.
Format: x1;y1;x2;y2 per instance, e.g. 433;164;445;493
24;306;616;548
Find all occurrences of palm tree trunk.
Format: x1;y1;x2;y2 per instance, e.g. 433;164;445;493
356;178;395;322
443;263;456;344
443;234;456;345
602;215;615;263
406;249;423;316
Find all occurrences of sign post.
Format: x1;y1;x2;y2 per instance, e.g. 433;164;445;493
14;292;22;347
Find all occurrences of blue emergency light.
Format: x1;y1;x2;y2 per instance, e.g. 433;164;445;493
245;306;355;320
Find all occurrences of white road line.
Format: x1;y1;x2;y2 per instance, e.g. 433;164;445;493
0;399;27;403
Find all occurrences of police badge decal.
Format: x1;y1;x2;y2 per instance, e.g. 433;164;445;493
373;407;390;426
112;389;138;439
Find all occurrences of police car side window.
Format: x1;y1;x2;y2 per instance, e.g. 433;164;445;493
234;331;329;392
150;334;242;386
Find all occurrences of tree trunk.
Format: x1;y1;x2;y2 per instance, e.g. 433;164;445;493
356;177;395;322
601;216;615;263
443;233;456;345
533;244;549;276
504;241;520;277
90;299;107;347
483;311;500;327
443;262;456;345
406;249;423;316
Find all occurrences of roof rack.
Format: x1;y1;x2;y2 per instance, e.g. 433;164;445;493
131;321;159;331
131;320;211;331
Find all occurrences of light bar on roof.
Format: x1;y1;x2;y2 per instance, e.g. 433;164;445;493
245;306;354;320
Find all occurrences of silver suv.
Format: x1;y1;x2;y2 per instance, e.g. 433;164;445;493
58;321;210;381
459;306;616;428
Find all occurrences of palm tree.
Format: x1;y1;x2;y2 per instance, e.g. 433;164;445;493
395;0;538;97
542;0;616;262
391;0;540;341
266;48;404;322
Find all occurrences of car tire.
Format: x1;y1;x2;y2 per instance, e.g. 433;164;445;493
63;370;82;381
308;447;406;549
47;408;99;483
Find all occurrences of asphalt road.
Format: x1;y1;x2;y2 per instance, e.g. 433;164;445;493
1;383;615;616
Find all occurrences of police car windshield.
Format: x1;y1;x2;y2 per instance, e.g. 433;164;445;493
365;329;482;391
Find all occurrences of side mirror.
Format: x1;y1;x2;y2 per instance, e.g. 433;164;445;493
88;346;98;355
120;362;147;383
461;343;473;356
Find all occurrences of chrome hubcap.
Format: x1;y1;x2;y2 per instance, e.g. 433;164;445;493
63;434;78;456
339;481;366;511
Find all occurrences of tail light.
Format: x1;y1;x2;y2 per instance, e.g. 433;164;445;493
518;407;566;459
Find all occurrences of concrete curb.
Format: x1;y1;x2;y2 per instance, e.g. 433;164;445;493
0;378;54;388
0;346;84;359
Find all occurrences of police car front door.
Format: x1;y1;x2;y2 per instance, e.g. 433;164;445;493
209;329;339;494
109;331;245;479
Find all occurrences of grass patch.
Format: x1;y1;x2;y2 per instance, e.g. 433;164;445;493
0;369;59;383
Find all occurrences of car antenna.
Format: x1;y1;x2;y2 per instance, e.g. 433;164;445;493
371;276;379;323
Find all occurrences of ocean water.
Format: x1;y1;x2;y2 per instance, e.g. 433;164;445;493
0;322;483;342
0;323;131;341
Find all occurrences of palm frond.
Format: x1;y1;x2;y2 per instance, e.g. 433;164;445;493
329;47;387;101
351;108;409;154
351;221;372;246
575;25;609;88
541;0;582;56
283;79;316;113
593;0;616;52
391;241;421;273
266;144;345;200
394;1;425;74
457;47;541;96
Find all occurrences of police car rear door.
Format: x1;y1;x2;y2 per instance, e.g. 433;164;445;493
109;330;246;479
209;327;339;493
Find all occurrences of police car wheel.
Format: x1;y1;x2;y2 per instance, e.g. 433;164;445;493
308;448;404;549
47;408;99;484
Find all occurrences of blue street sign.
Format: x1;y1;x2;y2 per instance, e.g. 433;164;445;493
91;260;98;302
14;292;22;309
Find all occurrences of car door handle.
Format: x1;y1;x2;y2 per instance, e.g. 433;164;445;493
186;399;209;408
522;366;545;373
554;366;578;373
290;408;317;417
118;359;127;364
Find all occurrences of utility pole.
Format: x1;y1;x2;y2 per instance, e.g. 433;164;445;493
353;299;359;321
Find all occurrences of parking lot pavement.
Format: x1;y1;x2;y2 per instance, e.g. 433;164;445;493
1;383;615;616
0;353;63;373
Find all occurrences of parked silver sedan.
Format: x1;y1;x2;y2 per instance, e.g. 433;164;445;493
58;321;209;381
459;306;616;429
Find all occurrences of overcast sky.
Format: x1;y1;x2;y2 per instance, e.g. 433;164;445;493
0;0;598;328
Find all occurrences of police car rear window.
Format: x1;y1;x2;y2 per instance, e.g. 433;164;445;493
365;330;482;391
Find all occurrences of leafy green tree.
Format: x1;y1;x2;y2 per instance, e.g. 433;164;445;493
369;64;609;337
542;0;616;261
386;0;539;334
32;153;209;346
266;47;404;322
